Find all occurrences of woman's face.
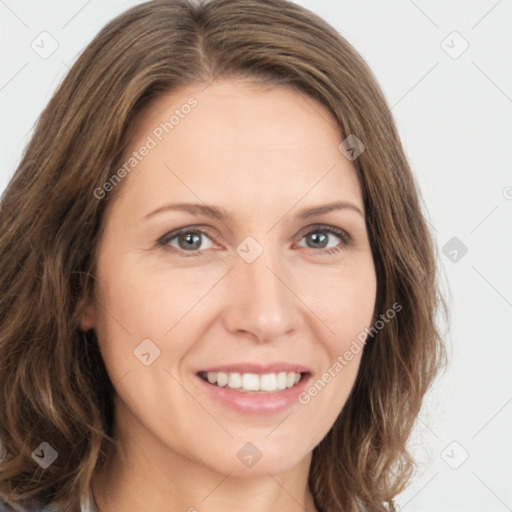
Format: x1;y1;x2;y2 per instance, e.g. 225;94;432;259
86;79;377;477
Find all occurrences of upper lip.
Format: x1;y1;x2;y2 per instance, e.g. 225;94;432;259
197;363;311;375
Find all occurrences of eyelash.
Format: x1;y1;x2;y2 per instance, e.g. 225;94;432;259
157;224;352;258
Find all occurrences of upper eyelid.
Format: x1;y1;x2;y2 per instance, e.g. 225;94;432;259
158;226;212;248
295;226;350;247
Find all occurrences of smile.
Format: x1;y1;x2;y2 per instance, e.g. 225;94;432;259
197;371;305;393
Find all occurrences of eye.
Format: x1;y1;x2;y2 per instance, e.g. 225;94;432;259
296;225;351;254
158;224;352;257
159;227;214;255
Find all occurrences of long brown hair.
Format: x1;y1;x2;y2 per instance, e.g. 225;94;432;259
0;1;446;510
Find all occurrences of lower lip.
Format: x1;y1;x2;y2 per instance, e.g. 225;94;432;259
195;373;311;414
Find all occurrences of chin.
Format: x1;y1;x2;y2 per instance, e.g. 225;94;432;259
211;436;313;477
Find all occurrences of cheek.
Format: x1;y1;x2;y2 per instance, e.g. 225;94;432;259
294;258;376;425
92;250;227;384
300;255;377;345
95;253;212;335
326;279;377;342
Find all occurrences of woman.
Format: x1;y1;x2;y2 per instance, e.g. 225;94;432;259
0;0;446;511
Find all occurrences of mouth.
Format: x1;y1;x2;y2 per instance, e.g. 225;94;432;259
195;364;313;414
197;370;309;394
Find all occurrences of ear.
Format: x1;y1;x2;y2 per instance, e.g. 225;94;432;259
77;301;96;332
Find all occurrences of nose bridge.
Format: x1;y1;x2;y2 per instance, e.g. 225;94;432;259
225;239;299;340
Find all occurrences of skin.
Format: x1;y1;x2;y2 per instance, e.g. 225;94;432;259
83;79;377;512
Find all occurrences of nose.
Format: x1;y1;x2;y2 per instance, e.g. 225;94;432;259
223;244;301;343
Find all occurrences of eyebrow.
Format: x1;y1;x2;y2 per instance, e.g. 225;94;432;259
144;200;364;221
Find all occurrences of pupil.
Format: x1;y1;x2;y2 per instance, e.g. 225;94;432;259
309;232;327;248
180;233;201;250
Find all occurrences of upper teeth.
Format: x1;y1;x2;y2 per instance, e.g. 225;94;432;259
202;371;302;392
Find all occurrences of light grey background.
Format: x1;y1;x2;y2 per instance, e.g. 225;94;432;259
1;1;511;510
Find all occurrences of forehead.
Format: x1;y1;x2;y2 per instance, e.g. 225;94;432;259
131;80;341;154
115;79;363;217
